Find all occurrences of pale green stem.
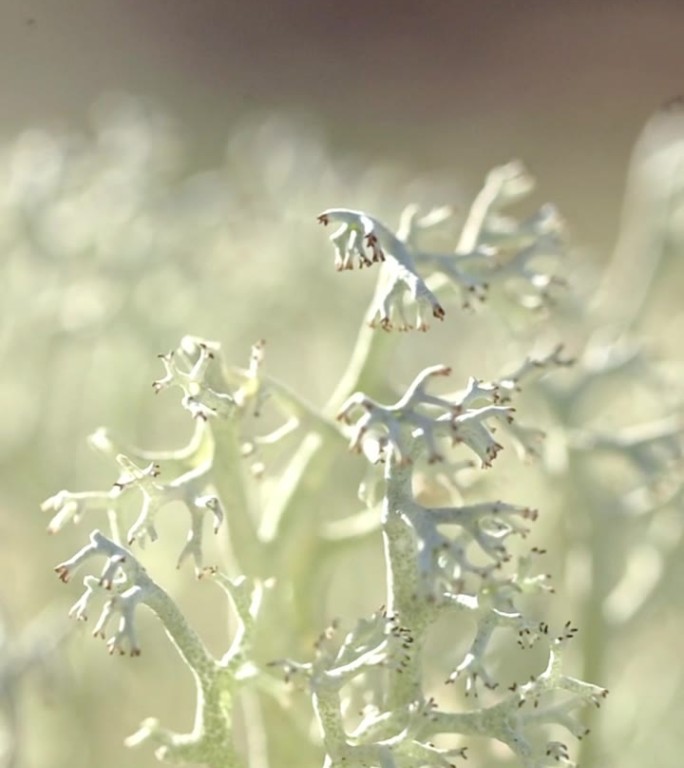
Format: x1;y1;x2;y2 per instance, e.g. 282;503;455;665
595;107;684;331
210;419;263;577
382;446;435;711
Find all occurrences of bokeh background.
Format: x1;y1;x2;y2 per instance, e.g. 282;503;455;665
2;2;684;767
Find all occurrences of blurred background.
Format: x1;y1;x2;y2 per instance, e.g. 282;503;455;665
2;2;684;767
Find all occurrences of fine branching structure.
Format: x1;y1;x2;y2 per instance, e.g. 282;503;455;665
43;160;608;768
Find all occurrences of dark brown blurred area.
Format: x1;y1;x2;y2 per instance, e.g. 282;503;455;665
2;0;683;251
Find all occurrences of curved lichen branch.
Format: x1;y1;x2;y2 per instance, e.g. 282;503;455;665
318;208;445;331
482;202;565;250
200;568;269;672
153;341;234;420
397;203;458;249
457;160;537;253
416;230;565;312
269;611;468;768
430;182;566;309
430;346;574;460
42;487;118;533
55;532;254;768
427;637;608;768
317;209;386;271
113;454;223;552
225;336;341;442
402;500;539;602
493;345;575;404
337;364;512;466
319;162;566;327
230;338;268;417
55;531;212;660
43;445;224;574
87;418;213;477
